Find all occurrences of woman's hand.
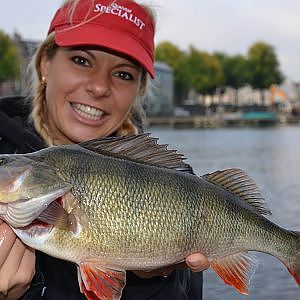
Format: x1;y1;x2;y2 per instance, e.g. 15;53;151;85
0;220;36;300
133;252;210;278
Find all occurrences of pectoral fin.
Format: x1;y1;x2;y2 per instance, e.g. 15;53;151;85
78;261;126;300
211;252;258;295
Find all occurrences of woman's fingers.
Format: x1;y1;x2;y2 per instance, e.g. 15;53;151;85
2;247;36;300
0;221;35;299
185;252;210;272
0;222;17;268
15;247;36;287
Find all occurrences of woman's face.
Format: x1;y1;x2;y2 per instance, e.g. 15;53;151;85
40;47;142;143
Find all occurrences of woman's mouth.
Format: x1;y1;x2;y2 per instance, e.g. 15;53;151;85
71;103;104;121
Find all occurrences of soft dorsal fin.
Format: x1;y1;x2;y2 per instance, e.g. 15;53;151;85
79;133;193;173
211;251;259;295
203;168;271;215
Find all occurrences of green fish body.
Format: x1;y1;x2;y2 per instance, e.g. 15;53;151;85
0;134;299;299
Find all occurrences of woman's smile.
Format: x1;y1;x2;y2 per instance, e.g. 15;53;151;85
70;102;105;121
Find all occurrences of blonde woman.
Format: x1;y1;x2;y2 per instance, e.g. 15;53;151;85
0;0;209;299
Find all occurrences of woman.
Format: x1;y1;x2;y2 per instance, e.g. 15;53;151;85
0;0;209;299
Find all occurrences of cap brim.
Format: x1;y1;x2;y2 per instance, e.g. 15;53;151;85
55;24;154;78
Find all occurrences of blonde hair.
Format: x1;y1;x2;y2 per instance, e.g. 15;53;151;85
28;0;156;146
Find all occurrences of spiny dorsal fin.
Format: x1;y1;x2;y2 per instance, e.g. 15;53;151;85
203;168;271;215
211;251;259;295
79;133;193;173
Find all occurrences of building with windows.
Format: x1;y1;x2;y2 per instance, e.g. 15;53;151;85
145;61;174;117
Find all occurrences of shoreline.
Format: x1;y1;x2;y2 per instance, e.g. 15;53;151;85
146;113;300;129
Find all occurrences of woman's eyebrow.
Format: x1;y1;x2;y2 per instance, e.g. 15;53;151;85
66;47;96;59
116;63;140;70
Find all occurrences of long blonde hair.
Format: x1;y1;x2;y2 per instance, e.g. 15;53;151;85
28;0;156;146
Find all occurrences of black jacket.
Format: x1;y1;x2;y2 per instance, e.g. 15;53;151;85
0;96;203;300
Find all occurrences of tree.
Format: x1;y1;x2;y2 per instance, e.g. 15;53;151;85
181;47;224;95
0;30;21;86
214;52;251;104
215;52;250;89
155;41;184;71
247;41;284;102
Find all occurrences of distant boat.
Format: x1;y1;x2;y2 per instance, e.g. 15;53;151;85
224;111;279;126
242;111;279;125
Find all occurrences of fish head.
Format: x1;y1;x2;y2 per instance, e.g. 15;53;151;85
0;154;72;227
0;154;69;202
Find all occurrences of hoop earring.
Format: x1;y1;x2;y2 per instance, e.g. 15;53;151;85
41;76;47;87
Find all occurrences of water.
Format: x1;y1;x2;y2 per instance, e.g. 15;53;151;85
150;125;300;300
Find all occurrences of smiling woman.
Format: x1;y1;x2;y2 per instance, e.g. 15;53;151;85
39;47;143;143
0;0;208;299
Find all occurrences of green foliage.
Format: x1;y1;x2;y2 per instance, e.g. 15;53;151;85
0;30;21;83
155;40;284;103
247;41;284;89
181;47;224;94
214;52;250;89
155;41;184;71
156;42;224;97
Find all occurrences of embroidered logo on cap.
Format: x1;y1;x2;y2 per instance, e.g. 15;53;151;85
94;2;146;30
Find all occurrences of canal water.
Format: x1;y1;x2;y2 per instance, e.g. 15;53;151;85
150;125;300;300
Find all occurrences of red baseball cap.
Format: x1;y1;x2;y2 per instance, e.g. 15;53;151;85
48;0;155;78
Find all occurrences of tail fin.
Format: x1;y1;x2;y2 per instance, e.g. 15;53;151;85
287;231;300;286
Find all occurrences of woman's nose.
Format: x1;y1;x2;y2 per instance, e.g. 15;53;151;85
86;73;111;98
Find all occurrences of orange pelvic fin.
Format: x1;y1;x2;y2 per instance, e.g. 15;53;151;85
78;261;126;300
211;251;258;295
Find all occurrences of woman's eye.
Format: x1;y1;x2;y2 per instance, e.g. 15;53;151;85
71;56;90;67
115;71;133;81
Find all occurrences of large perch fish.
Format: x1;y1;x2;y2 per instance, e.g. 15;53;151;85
0;134;299;299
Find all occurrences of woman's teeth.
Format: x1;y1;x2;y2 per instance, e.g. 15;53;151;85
72;103;104;120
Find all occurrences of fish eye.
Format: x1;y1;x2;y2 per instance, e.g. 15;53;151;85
0;157;8;166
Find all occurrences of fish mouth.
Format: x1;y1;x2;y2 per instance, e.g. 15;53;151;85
3;185;71;228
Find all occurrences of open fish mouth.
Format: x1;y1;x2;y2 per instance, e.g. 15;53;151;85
1;185;71;228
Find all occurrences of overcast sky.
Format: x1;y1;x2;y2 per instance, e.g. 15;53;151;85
1;0;300;81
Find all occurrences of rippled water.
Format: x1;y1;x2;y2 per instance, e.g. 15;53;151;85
150;125;300;300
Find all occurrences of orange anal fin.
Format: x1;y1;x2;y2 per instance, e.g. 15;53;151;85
78;262;126;300
211;252;258;295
